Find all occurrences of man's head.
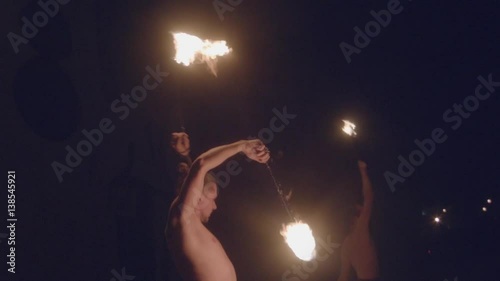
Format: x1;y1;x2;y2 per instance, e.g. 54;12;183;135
197;172;219;223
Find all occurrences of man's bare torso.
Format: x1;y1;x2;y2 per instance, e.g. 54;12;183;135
344;227;379;280
166;198;237;281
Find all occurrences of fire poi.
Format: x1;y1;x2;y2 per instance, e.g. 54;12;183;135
342;119;362;160
280;220;317;261
342;120;357;136
172;32;232;76
265;163;317;261
172;32;317;261
170;32;232;130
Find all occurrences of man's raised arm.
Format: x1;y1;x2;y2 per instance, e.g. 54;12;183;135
177;139;269;216
357;160;373;228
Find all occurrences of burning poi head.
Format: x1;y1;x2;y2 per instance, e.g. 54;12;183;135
172;32;232;76
265;164;316;261
280;220;316;261
342;120;357;137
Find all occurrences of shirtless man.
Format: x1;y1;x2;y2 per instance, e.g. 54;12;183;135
338;160;380;281
165;137;270;281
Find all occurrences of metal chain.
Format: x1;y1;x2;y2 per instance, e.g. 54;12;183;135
265;162;295;221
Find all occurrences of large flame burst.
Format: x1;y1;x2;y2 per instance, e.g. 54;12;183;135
172;32;231;76
280;221;316;261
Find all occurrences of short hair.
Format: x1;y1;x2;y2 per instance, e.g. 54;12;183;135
203;172;219;199
204;171;216;185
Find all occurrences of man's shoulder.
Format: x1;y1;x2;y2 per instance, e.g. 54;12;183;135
168;198;200;228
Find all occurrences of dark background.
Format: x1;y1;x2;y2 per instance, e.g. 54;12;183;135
1;0;499;280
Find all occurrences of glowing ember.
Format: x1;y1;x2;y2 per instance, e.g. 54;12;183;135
342;120;357;136
280;221;316;261
434;217;440;223
442;209;447;213
487;199;492;204
482;207;487;212
172;32;232;76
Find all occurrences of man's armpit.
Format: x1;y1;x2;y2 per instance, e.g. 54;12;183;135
178;202;198;225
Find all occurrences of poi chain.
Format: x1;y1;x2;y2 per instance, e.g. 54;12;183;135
265;162;296;221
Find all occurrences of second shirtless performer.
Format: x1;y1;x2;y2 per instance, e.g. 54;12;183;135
165;138;270;281
338;160;380;281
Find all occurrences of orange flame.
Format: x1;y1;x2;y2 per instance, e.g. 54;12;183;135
172;32;231;76
280;221;316;261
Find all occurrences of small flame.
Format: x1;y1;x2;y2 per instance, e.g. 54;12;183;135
280;221;316;261
172;32;232;76
342;120;357;136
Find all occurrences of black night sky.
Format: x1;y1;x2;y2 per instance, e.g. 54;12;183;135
1;1;500;281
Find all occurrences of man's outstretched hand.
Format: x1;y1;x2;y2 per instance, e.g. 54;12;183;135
242;139;270;163
171;132;190;156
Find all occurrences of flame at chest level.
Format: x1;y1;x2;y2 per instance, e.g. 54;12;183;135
280;221;317;261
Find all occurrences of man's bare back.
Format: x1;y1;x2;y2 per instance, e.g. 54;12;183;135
165;138;269;281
